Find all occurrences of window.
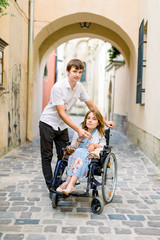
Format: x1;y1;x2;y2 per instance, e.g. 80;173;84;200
0;38;8;89
44;64;48;77
136;20;147;104
80;62;86;82
0;51;3;85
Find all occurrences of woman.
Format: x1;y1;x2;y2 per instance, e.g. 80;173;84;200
56;110;106;195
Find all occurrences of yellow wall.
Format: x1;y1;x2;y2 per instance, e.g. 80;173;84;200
0;0;160;166
0;0;28;155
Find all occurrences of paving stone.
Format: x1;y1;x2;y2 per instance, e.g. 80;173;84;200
15;219;40;225
3;234;24;240
20;212;32;219
77;208;91;212
134;227;160;236
30;207;41;212
1;225;22;232
12;202;34;206
77;236;104;240
26;234;46;240
0;206;9;211
116;209;134;214
122;221;143;228
9;192;21;197
86;220;104;226
108;214;127;220
79;227;95;233
127;215;145;221
27;197;40;201
0;201;10;206
148;221;160;228
0;219;12;225
43;225;57;232
147;215;160;221
0;213;16;219
61;207;73;212
62;226;77;233
9;207;29;212
114;227;132;234
1;128;160;239
98;227;111;234
90;214;107;220
0;193;7;196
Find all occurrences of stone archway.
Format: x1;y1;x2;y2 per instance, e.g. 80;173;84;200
28;12;136;140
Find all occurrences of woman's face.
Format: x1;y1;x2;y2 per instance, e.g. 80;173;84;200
86;112;98;130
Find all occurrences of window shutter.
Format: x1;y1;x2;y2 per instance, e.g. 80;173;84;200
136;20;146;104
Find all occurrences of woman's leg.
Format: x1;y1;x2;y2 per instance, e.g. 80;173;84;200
68;176;79;188
56;176;72;192
62;176;79;195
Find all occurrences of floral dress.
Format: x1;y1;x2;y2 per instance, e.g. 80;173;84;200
67;129;97;178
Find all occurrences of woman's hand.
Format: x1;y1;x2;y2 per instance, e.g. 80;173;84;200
88;143;95;152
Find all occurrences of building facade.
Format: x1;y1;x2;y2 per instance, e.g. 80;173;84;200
0;0;160;167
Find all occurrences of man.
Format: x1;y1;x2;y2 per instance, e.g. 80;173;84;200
39;59;114;198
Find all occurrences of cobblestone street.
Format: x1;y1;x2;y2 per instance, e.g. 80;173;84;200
0;117;160;240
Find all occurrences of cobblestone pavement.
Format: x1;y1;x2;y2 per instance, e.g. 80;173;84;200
0;117;160;240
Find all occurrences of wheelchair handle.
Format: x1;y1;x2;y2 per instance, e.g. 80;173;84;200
105;128;110;146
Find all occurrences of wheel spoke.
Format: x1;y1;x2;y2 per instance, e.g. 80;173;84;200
102;152;117;204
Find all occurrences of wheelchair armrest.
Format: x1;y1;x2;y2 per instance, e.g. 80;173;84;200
99;146;112;158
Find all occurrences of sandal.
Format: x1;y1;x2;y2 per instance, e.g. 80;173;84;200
62;184;76;195
56;181;68;192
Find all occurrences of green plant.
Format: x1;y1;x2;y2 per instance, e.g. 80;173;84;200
0;0;10;16
108;46;121;63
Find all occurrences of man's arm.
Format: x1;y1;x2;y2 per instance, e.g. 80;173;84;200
56;105;92;139
85;99;114;128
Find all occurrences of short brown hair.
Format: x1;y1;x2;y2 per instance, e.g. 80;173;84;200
66;59;84;72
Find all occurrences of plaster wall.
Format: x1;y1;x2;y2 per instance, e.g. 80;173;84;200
127;0;160;140
114;64;128;116
0;0;28;155
42;50;56;110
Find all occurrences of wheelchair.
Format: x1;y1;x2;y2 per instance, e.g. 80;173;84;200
50;128;117;214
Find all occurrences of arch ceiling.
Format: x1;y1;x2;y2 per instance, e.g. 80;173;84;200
34;13;135;66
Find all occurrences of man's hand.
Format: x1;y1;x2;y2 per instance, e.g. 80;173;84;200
105;120;114;128
77;127;92;139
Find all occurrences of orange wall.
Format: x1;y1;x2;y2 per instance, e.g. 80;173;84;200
42;50;56;110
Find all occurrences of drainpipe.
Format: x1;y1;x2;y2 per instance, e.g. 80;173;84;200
112;65;116;121
26;0;34;140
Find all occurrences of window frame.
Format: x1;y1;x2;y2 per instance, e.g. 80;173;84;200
0;50;3;87
136;19;147;104
0;38;8;90
80;62;86;82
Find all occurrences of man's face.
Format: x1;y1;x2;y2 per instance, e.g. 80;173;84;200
67;66;83;84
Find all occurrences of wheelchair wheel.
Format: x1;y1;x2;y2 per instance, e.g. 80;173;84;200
91;197;104;214
52;193;58;208
102;152;117;204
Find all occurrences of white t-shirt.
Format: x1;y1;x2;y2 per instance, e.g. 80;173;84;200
40;78;90;130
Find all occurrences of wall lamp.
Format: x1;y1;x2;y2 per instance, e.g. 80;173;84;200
79;22;91;29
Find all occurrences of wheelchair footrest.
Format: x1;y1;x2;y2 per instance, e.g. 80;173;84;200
69;191;89;197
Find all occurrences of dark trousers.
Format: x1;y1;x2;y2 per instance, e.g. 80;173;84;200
39;121;69;191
